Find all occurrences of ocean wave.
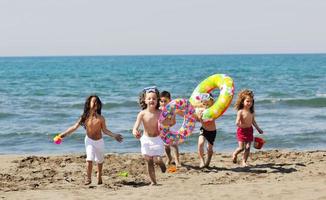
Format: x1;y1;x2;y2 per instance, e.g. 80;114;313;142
0;112;17;119
266;91;289;98
103;101;138;109
257;97;326;108
313;115;326;119
71;101;138;109
278;130;326;143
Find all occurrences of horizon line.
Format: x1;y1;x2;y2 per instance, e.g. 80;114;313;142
0;52;325;58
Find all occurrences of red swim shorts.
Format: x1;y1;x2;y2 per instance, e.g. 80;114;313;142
236;126;254;142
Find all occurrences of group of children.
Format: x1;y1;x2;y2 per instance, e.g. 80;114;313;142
58;87;263;186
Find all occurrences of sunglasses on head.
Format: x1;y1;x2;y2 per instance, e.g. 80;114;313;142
143;86;157;93
198;93;213;102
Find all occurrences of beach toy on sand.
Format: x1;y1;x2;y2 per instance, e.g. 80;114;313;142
167;166;177;173
189;74;234;122
118;171;129;177
254;137;265;149
158;98;196;145
53;135;62;144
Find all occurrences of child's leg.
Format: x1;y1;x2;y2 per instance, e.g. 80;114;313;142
85;161;93;185
171;144;181;167
232;142;245;164
205;143;214;167
197;135;206;168
144;155;156;185
242;142;251;166
154;156;166;173
97;162;103;184
164;145;172;165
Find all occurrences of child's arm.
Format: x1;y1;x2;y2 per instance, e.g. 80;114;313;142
132;112;143;139
175;110;184;117
59;118;81;138
171;115;177;126
253;116;263;134
235;110;244;128
101;117;123;142
195;109;204;123
162;114;176;126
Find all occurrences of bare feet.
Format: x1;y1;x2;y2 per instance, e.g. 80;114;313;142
199;160;205;169
175;162;182;168
97;172;103;185
242;161;250;167
150;182;157;186
232;154;237;164
165;159;172;166
84;179;91;185
204;156;212;168
159;162;166;173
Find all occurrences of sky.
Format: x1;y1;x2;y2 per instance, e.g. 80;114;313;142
0;0;326;56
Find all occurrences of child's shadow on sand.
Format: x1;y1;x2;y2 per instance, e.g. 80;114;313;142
248;163;301;174
182;162;300;174
113;180;155;188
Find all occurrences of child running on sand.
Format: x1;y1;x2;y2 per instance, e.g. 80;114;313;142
58;95;123;185
196;93;217;168
132;86;166;185
232;89;263;166
159;90;181;167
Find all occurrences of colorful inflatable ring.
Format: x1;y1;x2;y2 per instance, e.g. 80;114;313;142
158;98;196;145
189;74;234;121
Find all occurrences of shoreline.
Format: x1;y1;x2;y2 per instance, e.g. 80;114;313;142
0;145;326;159
1;146;325;157
1;150;326;199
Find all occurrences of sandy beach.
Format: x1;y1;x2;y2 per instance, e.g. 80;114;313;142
1;150;325;200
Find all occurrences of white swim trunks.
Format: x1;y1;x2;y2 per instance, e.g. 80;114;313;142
140;135;164;157
84;135;104;163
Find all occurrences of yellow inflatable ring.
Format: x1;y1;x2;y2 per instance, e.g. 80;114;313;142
189;74;234;121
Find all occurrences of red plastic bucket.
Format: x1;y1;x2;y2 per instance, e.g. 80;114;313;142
254;137;265;149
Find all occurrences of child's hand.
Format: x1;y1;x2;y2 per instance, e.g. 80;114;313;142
115;134;123;142
133;130;141;139
161;118;170;126
162;117;174;126
199;111;204;119
258;129;264;134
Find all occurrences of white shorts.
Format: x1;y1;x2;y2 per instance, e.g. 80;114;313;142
140;135;164;157
84;136;104;163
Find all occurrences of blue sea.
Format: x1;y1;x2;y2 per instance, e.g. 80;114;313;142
0;54;325;155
